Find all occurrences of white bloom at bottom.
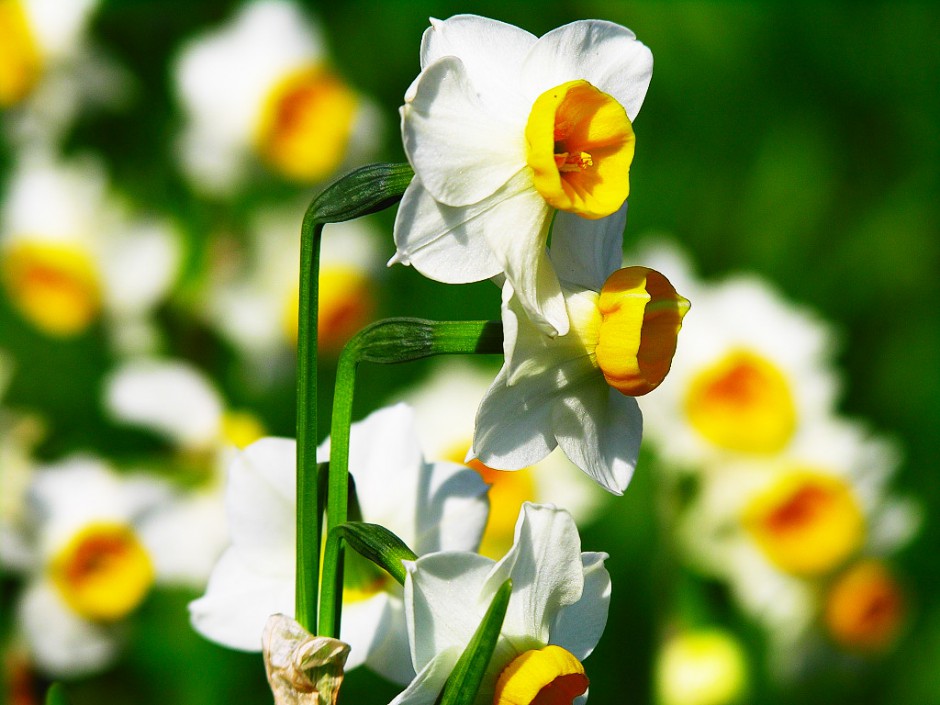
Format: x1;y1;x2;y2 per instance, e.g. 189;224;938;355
392;503;610;705
189;403;489;685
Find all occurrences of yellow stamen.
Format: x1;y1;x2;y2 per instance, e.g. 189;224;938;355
446;441;537;560
2;240;102;336
282;266;375;353
220;411;266;449
825;560;904;652
0;0;42;106
742;469;864;577
255;64;358;182
49;522;154;622
494;645;588;705
683;349;796;454
595;267;690;397
525;80;634;219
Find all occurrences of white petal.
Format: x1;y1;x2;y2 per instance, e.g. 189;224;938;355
404;553;494;672
188;548;293;652
521;20;653;121
99;220;181;317
414;459;489;555
388;650;458;705
103;359;223;449
483;503;584;645
341;593;415;685
419;15;535;114
550;204;627;291
18;580;120;677
226;438;296;574
479;187;566;336
402;56;525;207
553;384;642;495
391;178;503;282
550;552;610;660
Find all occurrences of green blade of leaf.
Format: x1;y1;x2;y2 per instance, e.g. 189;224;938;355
436;578;513;705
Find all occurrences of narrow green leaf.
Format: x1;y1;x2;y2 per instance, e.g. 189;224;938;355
437;578;513;705
336;522;418;586
307;162;414;225
45;683;69;705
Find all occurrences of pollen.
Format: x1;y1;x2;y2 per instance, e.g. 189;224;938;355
742;469;864;577
594;267;690;397
49;522;155;622
525;79;634;219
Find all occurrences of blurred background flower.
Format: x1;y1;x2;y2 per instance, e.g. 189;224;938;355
0;2;937;705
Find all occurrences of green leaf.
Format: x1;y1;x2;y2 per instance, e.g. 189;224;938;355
333;522;417;586
306;162;414;225
436;578;513;705
45;683;69;705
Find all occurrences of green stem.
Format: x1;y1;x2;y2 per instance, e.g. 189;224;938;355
318;318;503;638
295;213;322;634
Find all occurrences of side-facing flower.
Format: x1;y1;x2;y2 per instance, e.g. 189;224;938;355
0;153;181;349
189;404;489;685
4;456;202;677
401;358;603;559
392;14;653;336
173;0;380;195
392;502;610;704
470;212;689;494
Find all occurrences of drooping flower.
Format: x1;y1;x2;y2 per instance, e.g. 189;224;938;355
2;456;204;677
173;0;380;195
470;212;689;494
201;203;383;364
636;248;839;469
0;153;181;349
189;404;489;685
391;502;610;704
401;358;603;559
391;14;653;336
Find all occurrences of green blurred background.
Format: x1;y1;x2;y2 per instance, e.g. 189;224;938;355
1;1;938;704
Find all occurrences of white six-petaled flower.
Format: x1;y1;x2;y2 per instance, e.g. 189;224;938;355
392;502;610;705
188;403;489;685
391;14;653;336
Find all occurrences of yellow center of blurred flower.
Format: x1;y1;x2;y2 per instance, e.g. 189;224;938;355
0;0;42;106
594;266;689;397
525;80;634;219
824;560;904;652
683;349;796;454
282;266;375;353
742;469;864;576
655;630;748;705
49;522;154;622
342;550;392;603
2;240;102;336
220;410;266;449
256;64;358;182
446;441;537;560
494;645;588;705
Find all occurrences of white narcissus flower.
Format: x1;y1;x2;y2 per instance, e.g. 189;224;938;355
469;211;690;495
392;503;610;705
173;0;381;195
0;153;181;350
201;203;383;364
188;404;489;686
5;456;203;677
392;14;653;336
401;358;604;559
637;264;840;471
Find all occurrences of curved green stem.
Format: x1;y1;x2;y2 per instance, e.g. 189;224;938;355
318;318;503;638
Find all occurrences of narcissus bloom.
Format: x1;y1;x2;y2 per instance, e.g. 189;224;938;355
392;503;609;705
2;457;202;677
174;0;380;195
189;404;489;685
470;212;689;494
402;359;603;559
392;14;653;336
0;154;180;349
824;559;905;652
